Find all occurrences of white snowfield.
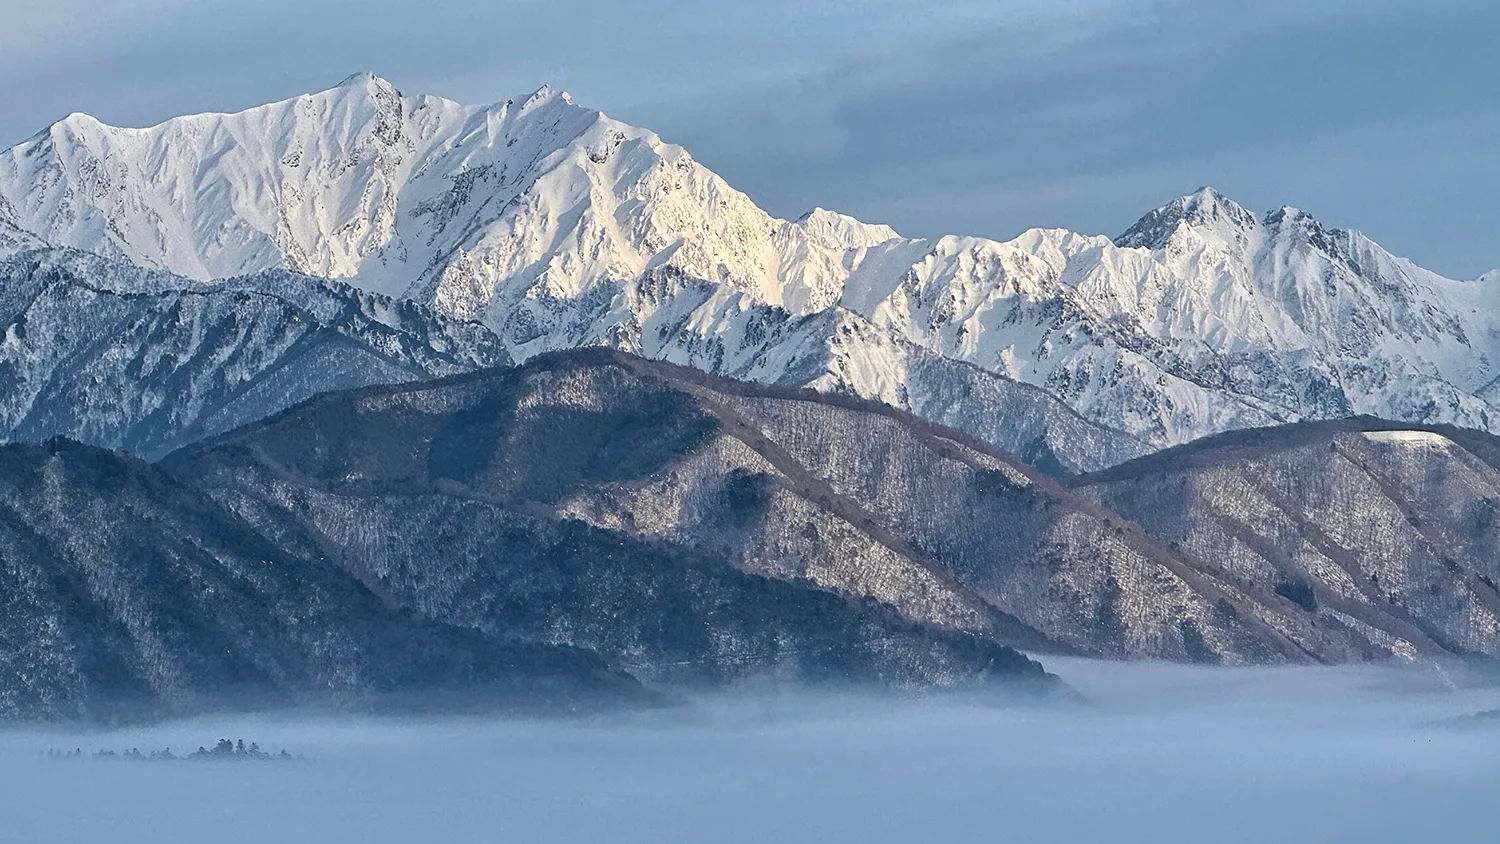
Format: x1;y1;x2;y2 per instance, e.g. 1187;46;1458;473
3;73;1498;465
1361;430;1455;449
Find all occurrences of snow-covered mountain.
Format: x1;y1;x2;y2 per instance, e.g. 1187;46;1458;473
0;194;45;253
0;249;510;458
3;74;1496;464
849;189;1500;445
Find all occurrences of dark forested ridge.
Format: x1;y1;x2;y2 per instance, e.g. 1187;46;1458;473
162;352;1053;690
168;350;1500;668
0;423;1054;722
1072;418;1500;661
12;348;1500;722
0;438;644;721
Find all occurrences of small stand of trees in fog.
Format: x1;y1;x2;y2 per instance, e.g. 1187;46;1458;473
42;738;297;762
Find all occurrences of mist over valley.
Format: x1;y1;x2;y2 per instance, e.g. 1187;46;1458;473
6;660;1499;844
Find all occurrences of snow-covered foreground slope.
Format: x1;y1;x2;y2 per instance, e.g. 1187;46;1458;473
3;74;1497;462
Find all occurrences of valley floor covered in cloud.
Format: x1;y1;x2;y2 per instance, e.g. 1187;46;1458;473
4;659;1498;844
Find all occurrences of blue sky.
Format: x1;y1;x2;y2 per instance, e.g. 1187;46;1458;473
2;0;1495;277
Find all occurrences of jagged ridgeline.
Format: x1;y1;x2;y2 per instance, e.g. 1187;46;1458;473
9;75;1499;474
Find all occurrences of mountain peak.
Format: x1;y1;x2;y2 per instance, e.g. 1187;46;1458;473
1262;205;1321;228
520;84;574;110
793;207;900;249
57;111;100;125
335;71;393;89
1258;205;1356;261
1115;187;1257;249
324;72;404;106
51;111;106;134
1180;186;1253;219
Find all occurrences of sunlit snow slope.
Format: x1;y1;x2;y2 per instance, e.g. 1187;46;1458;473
4;74;1497;465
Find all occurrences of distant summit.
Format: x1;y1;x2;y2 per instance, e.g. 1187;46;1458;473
1114;186;1257;249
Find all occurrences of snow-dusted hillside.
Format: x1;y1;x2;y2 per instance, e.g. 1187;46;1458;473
0;249;510;458
4;74;1497;462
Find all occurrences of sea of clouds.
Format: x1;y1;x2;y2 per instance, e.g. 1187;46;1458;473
4;657;1498;843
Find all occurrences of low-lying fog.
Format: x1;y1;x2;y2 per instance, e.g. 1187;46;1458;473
5;658;1499;843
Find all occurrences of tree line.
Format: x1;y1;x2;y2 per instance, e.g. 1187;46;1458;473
42;738;295;761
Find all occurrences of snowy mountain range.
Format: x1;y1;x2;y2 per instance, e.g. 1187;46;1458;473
0;249;509;459
2;73;1497;469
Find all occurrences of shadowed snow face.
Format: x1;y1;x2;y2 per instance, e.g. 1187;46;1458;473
5;659;1499;844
